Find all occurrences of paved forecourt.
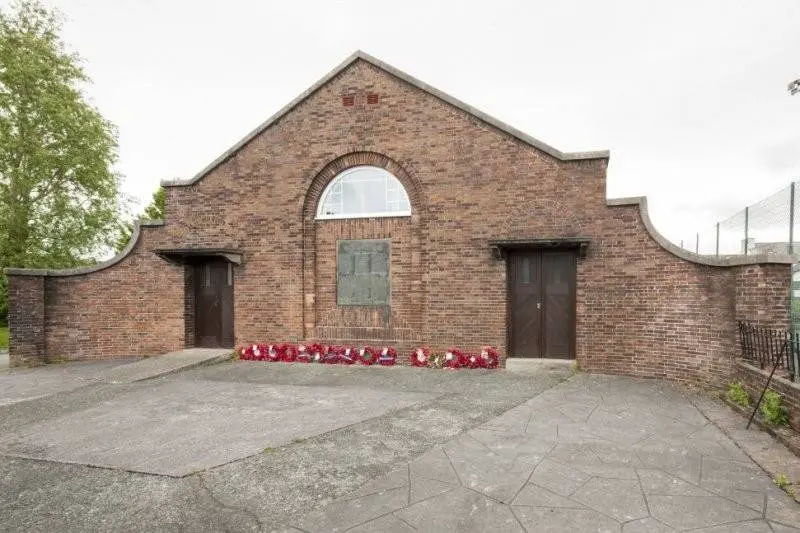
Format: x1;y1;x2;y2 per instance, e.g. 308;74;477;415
290;374;800;532
1;361;799;531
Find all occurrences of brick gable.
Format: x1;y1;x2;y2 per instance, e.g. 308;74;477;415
6;53;792;387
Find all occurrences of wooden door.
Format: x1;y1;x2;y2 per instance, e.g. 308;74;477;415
508;250;575;359
194;259;234;348
509;252;542;358
541;251;575;359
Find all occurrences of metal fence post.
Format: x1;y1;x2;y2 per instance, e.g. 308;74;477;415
793;332;799;382
744;206;749;255
790;182;795;255
715;223;720;257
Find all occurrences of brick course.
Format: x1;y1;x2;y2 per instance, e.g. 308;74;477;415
5;54;793;387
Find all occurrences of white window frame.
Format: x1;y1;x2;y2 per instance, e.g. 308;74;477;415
316;166;412;220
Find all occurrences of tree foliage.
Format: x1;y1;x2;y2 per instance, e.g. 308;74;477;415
0;0;125;322
790;79;800;95
116;186;165;251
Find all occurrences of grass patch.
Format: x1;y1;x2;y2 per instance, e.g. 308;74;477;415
726;382;750;408
0;326;7;349
762;390;789;426
774;473;796;497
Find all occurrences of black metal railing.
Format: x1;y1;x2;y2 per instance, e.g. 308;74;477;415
738;321;798;381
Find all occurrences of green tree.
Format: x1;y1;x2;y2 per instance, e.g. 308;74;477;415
116;186;165;251
0;0;125;322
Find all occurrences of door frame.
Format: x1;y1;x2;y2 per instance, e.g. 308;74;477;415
505;248;578;359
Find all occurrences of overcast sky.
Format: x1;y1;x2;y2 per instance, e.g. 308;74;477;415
18;0;800;247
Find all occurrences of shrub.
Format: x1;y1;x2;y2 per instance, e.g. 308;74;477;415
761;390;788;426
774;473;796;497
726;382;750;408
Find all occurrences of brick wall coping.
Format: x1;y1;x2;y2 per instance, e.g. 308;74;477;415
736;360;800;393
4;219;164;277
162;50;610;189
608;197;795;267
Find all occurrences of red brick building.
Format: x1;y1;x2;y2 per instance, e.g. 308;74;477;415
6;51;793;387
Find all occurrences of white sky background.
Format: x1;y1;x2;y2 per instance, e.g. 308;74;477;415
19;0;800;248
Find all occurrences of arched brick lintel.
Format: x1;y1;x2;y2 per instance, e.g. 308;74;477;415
302;151;425;221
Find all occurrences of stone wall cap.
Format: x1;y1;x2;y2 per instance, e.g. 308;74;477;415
606;196;795;266
5;220;165;277
162;50;609;188
737;359;800;392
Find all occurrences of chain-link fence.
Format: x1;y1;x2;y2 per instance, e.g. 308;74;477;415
677;180;800;331
677;181;799;257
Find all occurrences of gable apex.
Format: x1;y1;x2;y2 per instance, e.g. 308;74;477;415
163;50;609;187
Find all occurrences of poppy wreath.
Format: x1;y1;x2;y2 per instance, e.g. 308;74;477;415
481;346;500;369
295;344;312;363
466;352;483;369
410;347;430;367
339;346;358;365
239;344;259;360
281;343;297;362
266;344;283;362
378;347;397;366
311;344;327;363
359;346;379;365
443;348;468;369
323;345;341;364
256;344;271;361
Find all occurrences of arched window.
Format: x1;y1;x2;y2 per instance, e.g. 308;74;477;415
316;166;411;219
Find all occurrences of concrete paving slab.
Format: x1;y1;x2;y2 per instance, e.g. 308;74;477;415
621;517;676;532
347;514;416;533
0;380;435;476
648;494;761;530
395;487;524;532
410;447;460;484
96;348;231;383
513;506;619;532
504;358;573;376
572;477;648;522
511;483;585;508
770;520;800;532
0;359;136;406
295;486;409;533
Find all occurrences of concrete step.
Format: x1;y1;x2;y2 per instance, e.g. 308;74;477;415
505;358;575;376
97;348;232;384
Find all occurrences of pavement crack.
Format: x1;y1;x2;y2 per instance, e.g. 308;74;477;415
441;446;464;487
407;463;412;506
196;473;265;532
509;506;531;533
394;513;418;530
464;432;500;457
634;468;652;517
583;401;601;423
